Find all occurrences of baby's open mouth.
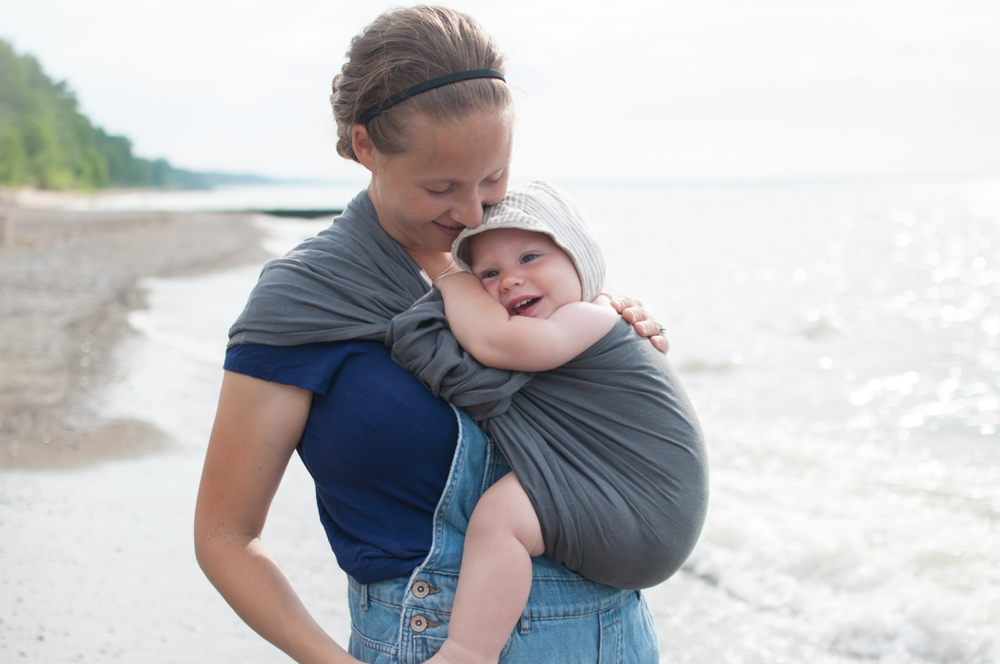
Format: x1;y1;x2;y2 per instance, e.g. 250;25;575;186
509;297;540;316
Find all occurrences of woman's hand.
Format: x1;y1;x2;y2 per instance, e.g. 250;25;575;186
195;371;361;664
607;295;670;354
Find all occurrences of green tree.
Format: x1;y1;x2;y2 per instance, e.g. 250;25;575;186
0;39;236;190
0;129;27;182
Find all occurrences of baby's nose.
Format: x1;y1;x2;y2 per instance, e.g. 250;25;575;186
501;273;523;289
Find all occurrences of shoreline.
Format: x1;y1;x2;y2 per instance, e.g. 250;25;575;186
0;206;270;469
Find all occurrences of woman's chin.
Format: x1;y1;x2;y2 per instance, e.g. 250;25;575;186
424;234;457;254
409;236;453;257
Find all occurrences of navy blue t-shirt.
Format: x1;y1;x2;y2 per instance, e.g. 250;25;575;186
224;340;458;583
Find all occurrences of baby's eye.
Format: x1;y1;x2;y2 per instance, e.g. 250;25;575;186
520;253;538;264
479;269;499;280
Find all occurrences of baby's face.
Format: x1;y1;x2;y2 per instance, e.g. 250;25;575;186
467;228;582;320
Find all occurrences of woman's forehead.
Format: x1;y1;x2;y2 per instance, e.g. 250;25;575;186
400;108;513;178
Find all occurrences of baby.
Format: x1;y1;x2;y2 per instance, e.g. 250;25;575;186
387;181;708;664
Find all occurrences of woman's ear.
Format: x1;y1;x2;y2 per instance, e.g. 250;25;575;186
353;124;378;173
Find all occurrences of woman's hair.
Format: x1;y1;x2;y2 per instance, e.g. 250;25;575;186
331;5;510;161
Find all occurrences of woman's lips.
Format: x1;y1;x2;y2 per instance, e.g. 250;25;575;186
432;221;465;239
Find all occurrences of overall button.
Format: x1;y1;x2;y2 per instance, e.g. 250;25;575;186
410;614;429;633
412;581;433;599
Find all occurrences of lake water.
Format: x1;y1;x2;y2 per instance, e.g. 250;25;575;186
2;179;998;663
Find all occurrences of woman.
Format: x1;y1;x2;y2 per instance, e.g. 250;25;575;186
194;7;668;664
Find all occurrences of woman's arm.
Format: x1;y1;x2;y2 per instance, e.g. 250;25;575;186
435;272;618;372
194;371;358;664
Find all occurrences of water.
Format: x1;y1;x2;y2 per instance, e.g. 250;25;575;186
3;180;998;663
15;182;367;213
571;179;1000;663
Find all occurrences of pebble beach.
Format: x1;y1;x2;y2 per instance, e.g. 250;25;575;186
0;199;357;663
0;204;268;468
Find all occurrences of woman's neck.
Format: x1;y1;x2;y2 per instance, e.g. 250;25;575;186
407;247;454;281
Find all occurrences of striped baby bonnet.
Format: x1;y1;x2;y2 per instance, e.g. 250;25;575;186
452;180;607;302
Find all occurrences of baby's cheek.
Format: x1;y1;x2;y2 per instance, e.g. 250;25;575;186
481;280;502;301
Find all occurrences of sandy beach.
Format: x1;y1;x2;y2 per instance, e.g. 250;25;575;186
0;205;269;469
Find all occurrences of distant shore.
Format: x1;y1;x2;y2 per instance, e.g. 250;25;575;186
0;186;180;209
0;205;270;469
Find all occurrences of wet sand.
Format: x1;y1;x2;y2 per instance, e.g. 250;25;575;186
0;206;270;469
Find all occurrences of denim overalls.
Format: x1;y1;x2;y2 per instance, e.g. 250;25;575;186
347;408;661;663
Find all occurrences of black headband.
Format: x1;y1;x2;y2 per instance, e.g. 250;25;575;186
357;69;506;125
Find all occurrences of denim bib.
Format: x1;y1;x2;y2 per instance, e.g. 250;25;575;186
347;408;660;663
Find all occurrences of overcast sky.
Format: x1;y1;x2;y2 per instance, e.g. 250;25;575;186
2;0;998;183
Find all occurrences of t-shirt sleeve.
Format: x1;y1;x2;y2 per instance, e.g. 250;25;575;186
224;342;351;395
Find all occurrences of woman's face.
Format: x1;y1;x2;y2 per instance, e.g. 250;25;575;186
358;107;513;256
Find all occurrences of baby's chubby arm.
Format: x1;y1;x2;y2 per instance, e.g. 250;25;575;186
435;272;618;372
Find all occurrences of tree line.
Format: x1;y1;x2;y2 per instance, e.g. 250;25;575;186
0;40;266;190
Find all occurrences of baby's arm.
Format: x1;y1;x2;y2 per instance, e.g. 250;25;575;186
435;272;618;372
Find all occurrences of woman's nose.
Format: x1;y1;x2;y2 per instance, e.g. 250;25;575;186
450;190;485;229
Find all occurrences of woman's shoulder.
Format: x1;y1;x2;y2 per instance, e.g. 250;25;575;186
226;188;430;348
273;190;378;261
